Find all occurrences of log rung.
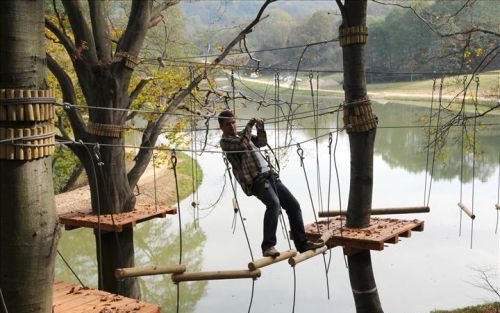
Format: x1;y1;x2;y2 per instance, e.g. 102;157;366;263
248;250;297;271
288;245;328;267
495;204;500;210
115;264;187;279
171;269;261;283
458;202;476;219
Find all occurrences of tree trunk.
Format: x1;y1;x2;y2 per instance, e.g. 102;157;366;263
0;1;60;313
338;0;383;312
82;135;139;298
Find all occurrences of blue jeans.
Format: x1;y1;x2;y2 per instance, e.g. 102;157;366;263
252;177;308;252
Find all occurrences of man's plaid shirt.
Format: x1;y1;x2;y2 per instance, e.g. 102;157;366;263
220;120;267;196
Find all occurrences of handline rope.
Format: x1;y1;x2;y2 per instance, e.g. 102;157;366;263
425;77;445;207
222;155;256;313
423;78;437;205
153;154;158;212
171;150;183;313
57;249;86;287
0;287;8;313
459;76;468;236
295;143;331;301
79;141;104;290
469;76;480;249
495;151;499;234
222;155;255;262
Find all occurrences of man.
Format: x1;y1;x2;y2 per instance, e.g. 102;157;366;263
218;110;324;257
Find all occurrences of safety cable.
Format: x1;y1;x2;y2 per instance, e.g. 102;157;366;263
0;287;8;313
171;150;184;313
57;249;86;287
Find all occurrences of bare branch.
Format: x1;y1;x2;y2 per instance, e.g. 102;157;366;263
128;0;276;188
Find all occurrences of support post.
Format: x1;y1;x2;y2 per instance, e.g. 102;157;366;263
171;269;261;283
248;250;297;271
114;264;187;279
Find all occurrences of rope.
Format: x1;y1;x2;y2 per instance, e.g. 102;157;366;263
153;154;158;212
495;151;499;234
469;76;480;249
57;249;86;287
425;77;445;207
458;76;467;236
222;155;255;262
78;141;104;290
295;143;332;301
0;287;8;313
171;150;183;313
423;78;437;205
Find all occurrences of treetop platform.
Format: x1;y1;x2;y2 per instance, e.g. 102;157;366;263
305;216;424;254
52;281;160;313
59;203;177;232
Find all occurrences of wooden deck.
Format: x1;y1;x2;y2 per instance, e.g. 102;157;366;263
59;203;177;232
305;217;424;253
52;281;160;313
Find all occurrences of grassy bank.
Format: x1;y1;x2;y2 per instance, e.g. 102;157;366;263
431;302;499;313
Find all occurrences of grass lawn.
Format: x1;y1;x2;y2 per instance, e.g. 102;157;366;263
431;303;500;313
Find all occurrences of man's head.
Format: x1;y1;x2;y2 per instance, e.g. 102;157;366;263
218;110;237;136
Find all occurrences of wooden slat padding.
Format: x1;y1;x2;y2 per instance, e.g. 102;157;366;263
59;204;177;232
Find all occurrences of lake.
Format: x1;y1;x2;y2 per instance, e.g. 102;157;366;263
56;100;499;313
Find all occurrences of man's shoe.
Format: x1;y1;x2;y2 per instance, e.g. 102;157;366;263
263;246;280;258
299;240;325;253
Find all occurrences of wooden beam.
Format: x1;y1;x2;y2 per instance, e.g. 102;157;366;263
318;206;430;217
171;269;261;283
458;202;476;219
114;264;186;279
248;250;297;271
288;245;328;267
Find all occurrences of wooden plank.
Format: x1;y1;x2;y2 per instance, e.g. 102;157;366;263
59;204;177;232
53;281;160;313
304;217;425;252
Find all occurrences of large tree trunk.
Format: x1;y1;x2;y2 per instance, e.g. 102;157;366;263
82;134;139;298
338;1;383;312
0;1;60;313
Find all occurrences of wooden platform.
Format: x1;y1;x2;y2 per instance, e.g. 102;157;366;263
305;217;424;252
53;281;160;313
59;204;177;232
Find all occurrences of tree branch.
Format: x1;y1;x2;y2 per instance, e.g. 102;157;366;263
150;0;180;28
62;0;98;64
117;0;151;58
45;18;75;56
88;0;112;61
127;0;276;189
46;53;87;138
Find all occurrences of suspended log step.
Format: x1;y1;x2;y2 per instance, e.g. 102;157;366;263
496;204;500;210
458;202;476;219
115;264;187;279
52;281;160;313
172;269;261;283
289;245;328;267
318;206;430;217
248;249;297;270
59;203;177;232
304;216;424;252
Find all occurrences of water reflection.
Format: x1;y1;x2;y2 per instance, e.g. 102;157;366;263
56;98;499;313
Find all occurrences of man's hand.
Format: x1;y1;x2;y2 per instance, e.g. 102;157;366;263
251;117;265;126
